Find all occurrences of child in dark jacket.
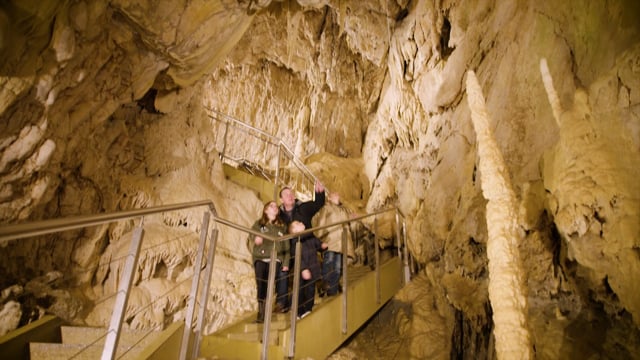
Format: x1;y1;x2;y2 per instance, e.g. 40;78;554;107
289;220;327;319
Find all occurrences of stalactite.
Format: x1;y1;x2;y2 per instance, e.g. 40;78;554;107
465;70;532;359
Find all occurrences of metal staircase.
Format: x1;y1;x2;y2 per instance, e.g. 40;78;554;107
0;110;413;360
28;323;180;360
208;108;319;202
204;110;411;359
200;253;403;359
0;201;216;360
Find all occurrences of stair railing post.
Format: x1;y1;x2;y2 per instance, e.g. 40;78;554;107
101;218;145;360
402;219;411;283
179;211;211;360
374;217;381;305
191;227;218;359
341;224;349;334
221;120;229;160
261;244;278;360
287;236;303;358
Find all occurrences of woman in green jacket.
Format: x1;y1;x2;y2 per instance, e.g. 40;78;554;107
249;201;290;323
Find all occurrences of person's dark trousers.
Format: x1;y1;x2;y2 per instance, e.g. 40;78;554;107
322;251;343;296
276;268;290;309
297;278;316;316
254;260;282;304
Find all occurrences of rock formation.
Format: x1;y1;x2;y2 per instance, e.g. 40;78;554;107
1;0;639;358
466;70;532;359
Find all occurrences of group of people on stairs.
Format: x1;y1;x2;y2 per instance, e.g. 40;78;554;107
248;181;352;322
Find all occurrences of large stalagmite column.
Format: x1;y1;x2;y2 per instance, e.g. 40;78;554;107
465;71;533;359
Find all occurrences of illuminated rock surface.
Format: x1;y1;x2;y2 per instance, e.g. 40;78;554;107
1;1;639;358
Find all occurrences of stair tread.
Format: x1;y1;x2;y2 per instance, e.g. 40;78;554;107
29;342;143;360
226;330;280;345
60;325;161;346
243;319;289;332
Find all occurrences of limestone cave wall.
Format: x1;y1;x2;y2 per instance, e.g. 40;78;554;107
1;0;639;359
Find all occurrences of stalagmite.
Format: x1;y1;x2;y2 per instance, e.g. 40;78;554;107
465;71;533;359
539;59;562;126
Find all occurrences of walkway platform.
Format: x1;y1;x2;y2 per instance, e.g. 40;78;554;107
199;255;403;359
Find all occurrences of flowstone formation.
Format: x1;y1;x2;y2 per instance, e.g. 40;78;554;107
541;57;640;327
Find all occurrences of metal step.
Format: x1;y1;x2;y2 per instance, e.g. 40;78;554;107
60;326;160;347
226;329;280;345
224;316;288;346
30;326;162;360
243;316;290;333
243;321;288;333
200;257;404;360
29;342;143;360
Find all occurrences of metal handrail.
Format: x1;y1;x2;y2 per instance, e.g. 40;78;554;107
277;141;318;184
206;108;321;198
240;206;396;244
0;197;395;254
1;109;414;359
0;198;411;359
236;205;408;359
208;108;281;146
204;109;414;358
0;200;215;244
0;200;217;360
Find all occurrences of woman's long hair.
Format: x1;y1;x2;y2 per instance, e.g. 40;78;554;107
259;201;284;227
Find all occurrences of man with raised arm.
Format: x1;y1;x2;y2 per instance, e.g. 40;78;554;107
276;181;326;313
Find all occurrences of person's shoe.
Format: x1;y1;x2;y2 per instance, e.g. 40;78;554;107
274;303;289;313
326;285;342;297
297;310;311;320
318;282;328;297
